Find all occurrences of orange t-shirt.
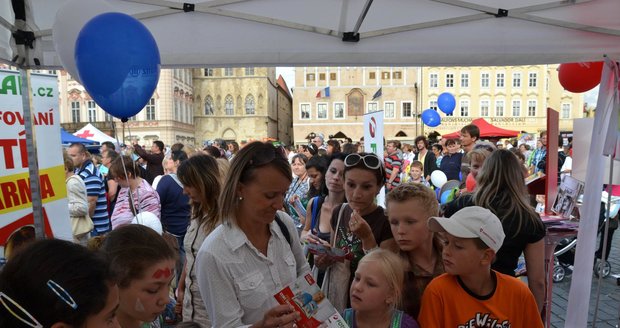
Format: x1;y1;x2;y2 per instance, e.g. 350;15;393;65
418;272;543;328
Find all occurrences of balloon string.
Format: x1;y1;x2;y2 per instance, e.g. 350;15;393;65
118;121;141;218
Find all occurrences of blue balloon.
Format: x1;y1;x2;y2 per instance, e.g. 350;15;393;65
438;92;456;115
421;109;441;127
75;13;160;120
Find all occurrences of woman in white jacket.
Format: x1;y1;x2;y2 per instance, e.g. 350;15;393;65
63;152;92;244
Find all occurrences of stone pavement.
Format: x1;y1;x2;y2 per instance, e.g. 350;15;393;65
549;231;620;327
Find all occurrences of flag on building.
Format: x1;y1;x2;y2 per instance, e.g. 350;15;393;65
372;87;382;100
316;86;330;98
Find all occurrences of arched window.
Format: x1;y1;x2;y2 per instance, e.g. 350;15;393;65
205;96;214;115
225;95;234;115
245;94;255;115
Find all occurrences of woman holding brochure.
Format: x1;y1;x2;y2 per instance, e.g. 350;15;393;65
284;153;310;232
196;142;310;327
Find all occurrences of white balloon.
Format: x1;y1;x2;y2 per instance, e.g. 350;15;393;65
52;0;113;83
430;170;448;188
132;212;163;235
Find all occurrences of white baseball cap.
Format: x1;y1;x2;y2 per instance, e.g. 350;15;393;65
428;206;505;252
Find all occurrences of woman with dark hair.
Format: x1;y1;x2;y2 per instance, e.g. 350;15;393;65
176;154;222;325
228;141;240;159
109;156;161;229
326;139;341;155
443;149;546;312
0;239;119;327
305;155;328;199
284;153;310;231
413;135;437;181
197;142;309;327
101;224;177;328
318;152;396;312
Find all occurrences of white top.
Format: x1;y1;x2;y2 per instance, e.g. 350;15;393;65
196;211;310;327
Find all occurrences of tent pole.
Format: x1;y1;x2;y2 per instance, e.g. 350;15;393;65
19;68;45;239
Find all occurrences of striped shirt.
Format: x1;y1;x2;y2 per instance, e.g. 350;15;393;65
76;160;110;235
385;152;402;190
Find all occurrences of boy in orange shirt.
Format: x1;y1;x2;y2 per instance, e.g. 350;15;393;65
418;206;543;328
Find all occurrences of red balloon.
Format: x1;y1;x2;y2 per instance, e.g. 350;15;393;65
465;172;476;192
558;61;604;93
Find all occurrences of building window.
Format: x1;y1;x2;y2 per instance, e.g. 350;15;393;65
245;94;255;115
181;102;186;123
512;100;521;116
460;100;469;117
224;67;233;77
393;71;402;79
384;102;395;119
225;95;234;115
496;73;505;88
367;102;378;113
71;101;80;123
401;102;412;118
513;73;521;88
146;98;156;120
306;73;315;81
429;100;438;111
528;100;537;117
446;74;454;88
369;72;376;80
334;102;345;119
245;67;254;76
480;100;489;117
105;113;113;122
382;72;390;79
330;73;337;80
562;103;571;119
481;73;490;88
129;116;137;121
174;100;179;121
317;103;328;119
300;103;311;120
429;73;438;88
529;73;537;87
319;73;326;81
205;96;214;115
495;100;504;116
461;73;469;88
87;100;96;122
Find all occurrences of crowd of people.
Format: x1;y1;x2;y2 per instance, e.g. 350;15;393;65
1;129;562;327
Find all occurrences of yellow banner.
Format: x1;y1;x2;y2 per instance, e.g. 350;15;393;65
0;165;66;215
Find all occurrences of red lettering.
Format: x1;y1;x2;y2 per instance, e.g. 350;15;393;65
40;175;55;199
0;174;55;211
16;178;31;204
0;181;19;208
0;139;17;169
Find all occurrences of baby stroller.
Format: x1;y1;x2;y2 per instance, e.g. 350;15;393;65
553;198;619;282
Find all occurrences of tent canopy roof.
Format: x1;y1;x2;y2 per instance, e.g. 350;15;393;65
441;118;520;139
73;123;117;143
60;127;99;145
2;0;620;68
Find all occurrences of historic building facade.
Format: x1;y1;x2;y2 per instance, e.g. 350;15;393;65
192;67;293;145
292;67;420;145
421;65;584;136
58;69;196;146
293;65;584;144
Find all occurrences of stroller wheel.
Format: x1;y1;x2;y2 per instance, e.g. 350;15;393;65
594;260;611;278
553;265;566;283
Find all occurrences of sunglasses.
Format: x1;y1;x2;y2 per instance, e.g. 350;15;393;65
344;153;383;170
248;145;287;167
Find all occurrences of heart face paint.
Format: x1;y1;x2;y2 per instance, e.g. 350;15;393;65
152;267;172;279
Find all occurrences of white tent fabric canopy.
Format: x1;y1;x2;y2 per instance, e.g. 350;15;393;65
1;0;620;68
73;123;118;143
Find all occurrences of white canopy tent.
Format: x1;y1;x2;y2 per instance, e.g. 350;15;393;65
73;123;118;144
1;0;620;68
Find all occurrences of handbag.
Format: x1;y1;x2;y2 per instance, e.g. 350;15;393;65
321;203;350;313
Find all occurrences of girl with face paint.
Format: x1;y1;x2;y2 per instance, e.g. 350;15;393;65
101;225;178;328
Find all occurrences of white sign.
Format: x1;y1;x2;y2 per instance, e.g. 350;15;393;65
0;70;72;259
363;111;385;207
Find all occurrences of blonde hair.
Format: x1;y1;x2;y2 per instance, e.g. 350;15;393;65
387;183;438;218
465;148;491;165
359;249;405;308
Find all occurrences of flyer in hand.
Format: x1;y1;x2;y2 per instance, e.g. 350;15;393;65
274;273;349;328
304;241;353;262
292;198;307;220
552;175;584;219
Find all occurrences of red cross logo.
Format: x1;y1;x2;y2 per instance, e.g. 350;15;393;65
76;130;95;138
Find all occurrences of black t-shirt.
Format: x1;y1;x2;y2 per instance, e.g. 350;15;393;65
443;195;546;276
330;204;393;273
